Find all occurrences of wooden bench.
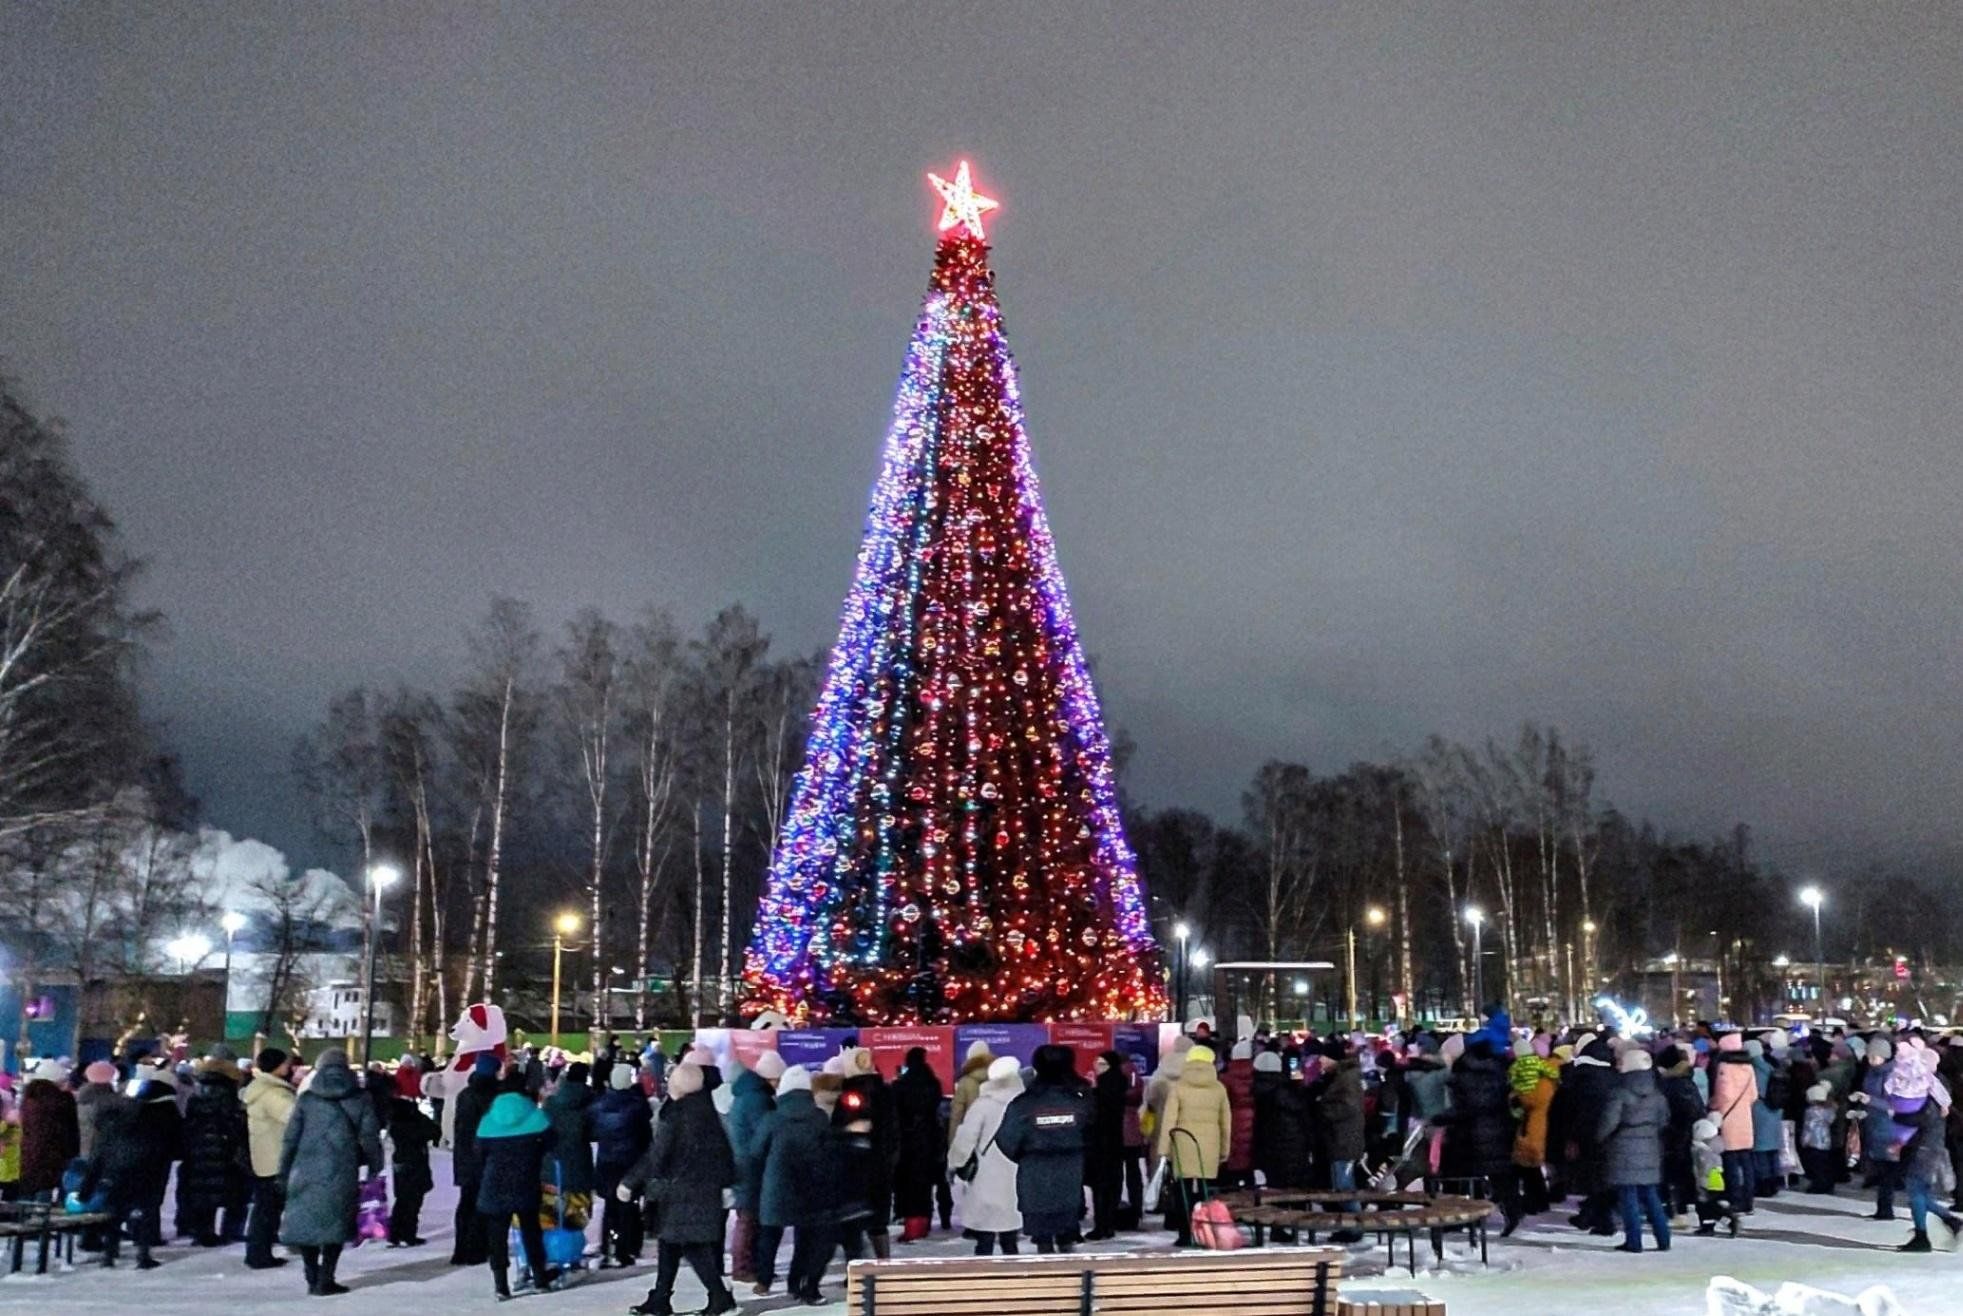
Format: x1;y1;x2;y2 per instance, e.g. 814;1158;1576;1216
1213;1189;1494;1277
846;1247;1344;1316
0;1202;115;1275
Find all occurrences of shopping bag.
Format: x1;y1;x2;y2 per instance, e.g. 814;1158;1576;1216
355;1175;389;1244
1778;1120;1801;1176
1141;1157;1170;1213
1191;1198;1246;1251
542;1165;588;1269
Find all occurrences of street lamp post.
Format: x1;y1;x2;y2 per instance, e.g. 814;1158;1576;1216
361;864;400;1065
1799;887;1826;1012
1350;906;1386;1029
552;913;582;1048
220;911;247;1045
1465;907;1486;1013
1173;921;1191;1023
1580;919;1598;1020
1190;947;1211;1022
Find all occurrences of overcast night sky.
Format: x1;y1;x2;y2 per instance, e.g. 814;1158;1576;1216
3;4;1958;879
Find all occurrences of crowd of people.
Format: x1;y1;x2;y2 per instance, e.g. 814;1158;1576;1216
2;1012;1960;1311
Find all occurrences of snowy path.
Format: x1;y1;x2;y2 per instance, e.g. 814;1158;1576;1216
5;1155;1958;1314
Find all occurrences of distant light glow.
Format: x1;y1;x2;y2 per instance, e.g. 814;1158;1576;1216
1594;995;1653;1037
1799;885;1824;910
1465;907;1485;928
220;911;248;936
927;159;998;240
368;863;401;890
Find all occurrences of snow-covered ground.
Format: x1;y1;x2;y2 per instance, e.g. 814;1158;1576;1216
6;1155;1956;1314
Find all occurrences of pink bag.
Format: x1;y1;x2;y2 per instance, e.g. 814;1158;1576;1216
355;1175;390;1245
1191;1198;1246;1251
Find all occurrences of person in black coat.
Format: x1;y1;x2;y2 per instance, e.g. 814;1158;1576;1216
592;1063;654;1266
178;1053;251;1245
835;1049;898;1259
749;1066;835;1302
621;1062;737;1316
1654;1045;1705;1217
78;1086;160;1268
889;1048;947;1242
447;1055;500;1266
1437;1039;1520;1230
1252;1052;1314;1190
995;1045;1093;1253
386;1092;438;1246
1551;1037;1619;1233
1086;1051;1129;1241
473;1091;557;1299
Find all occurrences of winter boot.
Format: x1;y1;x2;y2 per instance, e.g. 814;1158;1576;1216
493;1267;512;1301
1900;1230;1933;1253
302;1248;321;1291
869;1230;892;1260
315;1245;349;1296
626;1293;675;1316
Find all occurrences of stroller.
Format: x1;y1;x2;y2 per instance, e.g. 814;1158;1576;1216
513;1168;588;1291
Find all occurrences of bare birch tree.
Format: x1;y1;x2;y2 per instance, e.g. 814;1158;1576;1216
690;606;768;1022
623;609;685;1030
452;598;540;1000
556;609;622;1031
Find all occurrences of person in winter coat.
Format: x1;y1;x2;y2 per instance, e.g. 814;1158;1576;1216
77;1083;153;1267
1155;1044;1230;1246
1550;1035;1618;1233
948;1040;993;1150
75;1061;120;1160
1897;1092;1962;1252
1315;1048;1368;1188
277;1049;382;1296
1143;1036;1195;1161
242;1049;298;1269
1596;1048;1671;1253
1745;1039;1785;1197
385;1088;438;1245
474;1091;557;1299
593;1063;654;1267
447;1053;501;1266
179;1051;251;1245
950;1057;1025;1255
541;1063;597;1232
1654;1045;1706;1217
17;1059;79;1201
724;1051;781;1283
1509;1052;1559;1216
1438;1037;1520;1232
1119;1054;1149;1224
621;1062;737;1316
835;1047;898;1259
749;1065;835;1300
890;1047;947;1242
1219;1040;1258;1188
1252;1051;1313;1190
1855;1036;1904;1218
1086;1051;1129;1239
1799;1083;1838;1196
996;1045;1092;1253
125;1064;185;1250
1708;1032;1761;1213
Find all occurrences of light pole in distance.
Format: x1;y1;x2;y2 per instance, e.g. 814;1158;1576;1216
1173;921;1191;1023
361;864;400;1065
220;911;247;1044
1190;947;1211;1023
1799;886;1826;1012
552;913;582;1048
1465;907;1486;1014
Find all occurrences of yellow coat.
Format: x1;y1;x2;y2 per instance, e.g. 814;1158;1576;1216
1157;1062;1232;1180
1510;1058;1559;1168
242;1070;297;1178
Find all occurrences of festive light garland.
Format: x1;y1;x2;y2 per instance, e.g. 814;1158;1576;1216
740;162;1165;1024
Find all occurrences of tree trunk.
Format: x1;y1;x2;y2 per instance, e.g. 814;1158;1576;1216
1393;800;1413;1023
690;802;705;1027
719;695;736;1023
481;677;513;999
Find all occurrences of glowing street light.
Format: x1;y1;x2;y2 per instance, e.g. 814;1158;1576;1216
219;911;248;1043
1799;886;1826;1006
361;864;401;1063
1465;908;1487;1010
165;933;211;975
1172;921;1193;1024
552;913;583;1047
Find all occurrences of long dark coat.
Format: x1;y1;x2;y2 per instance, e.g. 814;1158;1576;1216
591;1087;654;1197
449;1070;499;1187
890;1064;947;1219
751;1089;834;1230
1088;1065;1129;1191
1439;1044;1515;1180
277;1062;383;1246
724;1068;775;1214
387;1096;439;1197
542;1080;597;1195
1316;1059;1368;1163
477;1132;548;1216
1253;1069;1314;1188
1551;1052;1617;1193
996;1077;1092;1238
179;1064;250;1215
18;1078;80;1196
1596;1069;1669;1187
623;1089;735;1246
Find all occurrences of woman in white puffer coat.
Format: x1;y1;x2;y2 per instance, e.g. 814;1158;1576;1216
949;1057;1024;1254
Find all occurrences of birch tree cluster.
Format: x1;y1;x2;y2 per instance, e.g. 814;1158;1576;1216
293;598;820;1035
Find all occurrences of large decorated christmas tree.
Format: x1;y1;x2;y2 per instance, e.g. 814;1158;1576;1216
742;161;1165;1025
